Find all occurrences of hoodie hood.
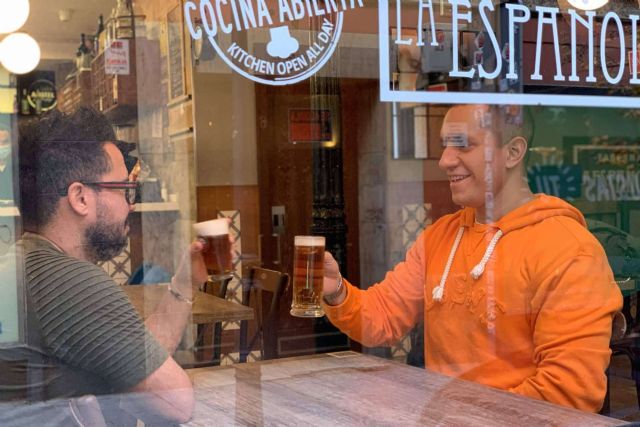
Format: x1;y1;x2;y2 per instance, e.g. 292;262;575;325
460;193;586;233
432;194;587;302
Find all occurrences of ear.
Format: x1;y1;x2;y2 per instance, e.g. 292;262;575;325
65;182;92;217
504;136;528;169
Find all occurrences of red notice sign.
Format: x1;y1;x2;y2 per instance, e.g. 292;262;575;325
289;109;332;144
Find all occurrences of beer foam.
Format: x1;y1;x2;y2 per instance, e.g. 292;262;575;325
295;236;325;247
193;218;229;237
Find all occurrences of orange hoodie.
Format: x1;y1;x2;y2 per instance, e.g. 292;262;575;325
324;195;622;412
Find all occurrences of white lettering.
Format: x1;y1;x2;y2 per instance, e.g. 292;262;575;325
395;0;412;46
601;11;626;85
569;10;596;83
229;0;243;31
449;0;475;79
185;1;203;40
478;0;501;79
532;6;564;82
238;0;257;30
201;0;218;38
216;0;233;34
279;0;294;22
291;0;306;19
583;170;640;202
631;15;640;84
322;18;334;33
325;0;339;13
256;0;273;27
311;0;326;16
505;3;530;80
417;0;437;47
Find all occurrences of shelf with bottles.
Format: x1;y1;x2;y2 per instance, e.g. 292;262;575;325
90;38;138;125
58;70;92;114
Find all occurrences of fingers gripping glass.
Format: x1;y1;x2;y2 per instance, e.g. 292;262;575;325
61;181;140;204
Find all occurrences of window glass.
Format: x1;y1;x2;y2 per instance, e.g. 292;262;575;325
0;0;638;424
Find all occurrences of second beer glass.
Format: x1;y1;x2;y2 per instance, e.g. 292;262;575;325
290;236;325;318
193;219;233;281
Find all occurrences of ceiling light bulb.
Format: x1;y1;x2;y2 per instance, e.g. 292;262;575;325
0;33;41;74
0;0;30;34
566;0;609;11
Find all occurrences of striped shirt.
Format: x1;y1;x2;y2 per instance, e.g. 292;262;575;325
0;233;168;404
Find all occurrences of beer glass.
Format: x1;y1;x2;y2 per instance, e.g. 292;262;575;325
290;236;325;318
193;219;233;281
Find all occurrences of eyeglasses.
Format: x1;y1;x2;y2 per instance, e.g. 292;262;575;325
82;181;140;205
60;181;140;205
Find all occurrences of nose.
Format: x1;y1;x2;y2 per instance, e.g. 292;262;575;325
128;200;136;213
439;145;459;171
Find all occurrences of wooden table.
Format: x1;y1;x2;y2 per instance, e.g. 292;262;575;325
123;284;254;324
184;352;621;426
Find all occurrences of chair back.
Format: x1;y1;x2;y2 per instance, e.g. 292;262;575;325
239;267;289;362
601;310;629;415
612;310;627;342
193;275;233;367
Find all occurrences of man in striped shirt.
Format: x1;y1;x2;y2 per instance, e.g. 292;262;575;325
1;107;206;425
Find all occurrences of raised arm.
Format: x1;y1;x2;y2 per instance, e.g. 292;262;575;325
322;232;427;347
143;240;208;353
124;240;209;423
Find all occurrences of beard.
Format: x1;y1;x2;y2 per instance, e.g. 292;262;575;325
84;202;129;263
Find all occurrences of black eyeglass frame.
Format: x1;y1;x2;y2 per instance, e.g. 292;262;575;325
59;181;140;205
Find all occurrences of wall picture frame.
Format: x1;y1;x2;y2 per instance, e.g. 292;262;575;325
167;3;187;102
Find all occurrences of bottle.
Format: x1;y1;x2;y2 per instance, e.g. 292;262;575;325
160;181;168;202
94;14;104;54
20;89;30;116
115;0;134;39
77;33;90;56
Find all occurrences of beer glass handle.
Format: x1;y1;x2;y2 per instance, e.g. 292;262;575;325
272;233;281;266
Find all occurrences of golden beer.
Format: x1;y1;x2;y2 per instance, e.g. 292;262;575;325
193;219;233;280
290;236;325;317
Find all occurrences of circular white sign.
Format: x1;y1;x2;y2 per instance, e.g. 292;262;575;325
207;14;343;86
184;1;355;86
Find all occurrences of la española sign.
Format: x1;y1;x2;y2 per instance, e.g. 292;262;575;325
380;0;640;107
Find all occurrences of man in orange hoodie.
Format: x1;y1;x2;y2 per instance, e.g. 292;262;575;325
322;104;622;412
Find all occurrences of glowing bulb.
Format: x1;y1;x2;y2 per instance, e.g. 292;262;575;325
0;33;40;74
567;0;609;11
0;0;30;34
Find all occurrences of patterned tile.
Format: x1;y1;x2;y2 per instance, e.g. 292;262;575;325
217;210;245;363
402;204;432;248
390;204;432;362
98;240;131;286
221;351;260;366
218;210;243;304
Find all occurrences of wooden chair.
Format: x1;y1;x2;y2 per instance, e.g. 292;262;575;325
195;276;232;365
239;267;289;363
602;311;628;415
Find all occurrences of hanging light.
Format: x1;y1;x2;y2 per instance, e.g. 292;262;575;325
0;33;41;74
565;0;610;11
0;0;30;34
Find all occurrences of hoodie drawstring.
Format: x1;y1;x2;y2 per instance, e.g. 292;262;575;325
470;230;503;280
432;227;464;302
432;227;504;302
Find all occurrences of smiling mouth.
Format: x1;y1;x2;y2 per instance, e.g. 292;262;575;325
449;175;471;183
